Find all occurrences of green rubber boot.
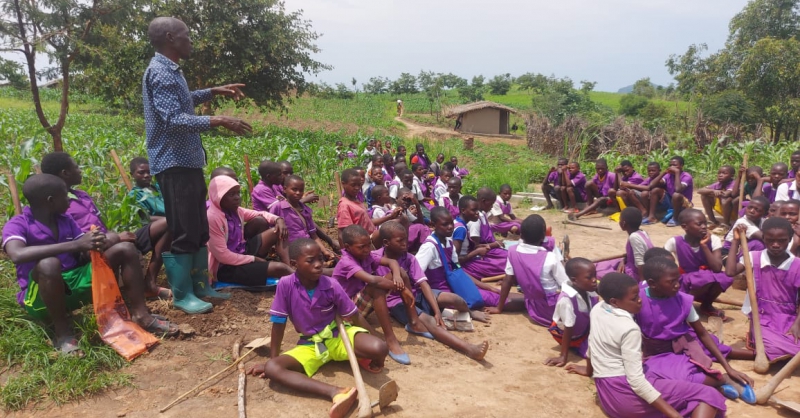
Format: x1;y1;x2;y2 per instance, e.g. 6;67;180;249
162;252;213;314
192;247;231;300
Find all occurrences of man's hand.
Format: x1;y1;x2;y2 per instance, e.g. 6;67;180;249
211;84;246;100
77;230;106;252
118;231;136;242
211;116;253;135
300;191;319;204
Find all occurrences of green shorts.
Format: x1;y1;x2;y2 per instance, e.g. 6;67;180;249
23;263;93;320
283;324;367;377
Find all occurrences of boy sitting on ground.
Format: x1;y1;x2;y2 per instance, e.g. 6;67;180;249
2;174;178;356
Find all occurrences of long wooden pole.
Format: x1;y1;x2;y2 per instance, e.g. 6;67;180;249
244;155;254;192
336;317;372;418
233;339;246;418
6;172;22;216
110;150;132;191
741;232;769;374
736;154;749;217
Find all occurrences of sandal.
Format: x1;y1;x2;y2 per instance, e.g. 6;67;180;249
329;387;357;418
55;336;85;357
145;287;173;301
143;317;179;337
357;357;383;373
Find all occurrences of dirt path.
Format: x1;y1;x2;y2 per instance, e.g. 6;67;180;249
12;209;798;418
395;117;526;146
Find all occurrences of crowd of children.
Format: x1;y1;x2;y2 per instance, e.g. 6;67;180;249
3;146;800;418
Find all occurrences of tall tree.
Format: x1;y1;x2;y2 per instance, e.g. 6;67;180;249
487;73;511;95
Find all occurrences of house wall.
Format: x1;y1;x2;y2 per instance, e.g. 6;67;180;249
460;108;501;135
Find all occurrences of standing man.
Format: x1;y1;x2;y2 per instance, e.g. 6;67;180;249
143;17;252;314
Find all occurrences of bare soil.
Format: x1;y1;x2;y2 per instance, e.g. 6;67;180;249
13;208;799;418
395;117;526;147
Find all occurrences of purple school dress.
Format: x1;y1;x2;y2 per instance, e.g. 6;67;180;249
674;236;733;296
625;231;653;278
636;288;728;384
595;258;622;280
507;246;554;326
542;236;555;252
462;213;508;280
407;222;431;253
489;196;521;235
595;376;726;418
440;195;460;219
423;236;500;307
750;252;800;362
549;291;597;356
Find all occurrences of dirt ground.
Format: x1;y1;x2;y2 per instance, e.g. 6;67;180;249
395;117;526;147
12;207;800;418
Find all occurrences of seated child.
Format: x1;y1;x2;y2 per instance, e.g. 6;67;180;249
776;163;800;201
378;222;489;360
734;165;763;216
450;156;469;178
636;162;669;224
415;207;490;322
486;215;567;326
559;161;586;214
597;208;654;281
365;165;385;207
545;257;598;366
614;160;646;215
410;143;431;169
778;200;800;255
726;218;800;363
433;169;452;202
430;153;445;177
566;273;728;418
698;165;736;231
460;191;510;281
247;239;387;418
347;143;357;160
572;158;618;220
361;138;378;165
382;153;396;180
352;166;368;203
438;177;463;219
207;175;293;285
337;168;379;248
332;225;412;365
542;158;568;210
723;196;768;255
252;160;285;211
488;184;522;235
394;145;407;165
758;162;788;203
411;163;435;210
789;150;800;179
649;156;694;227
394;187;431;252
270;175;340;260
128;157;172;300
2;174;178;355
664;209;733;317
278;161;318;205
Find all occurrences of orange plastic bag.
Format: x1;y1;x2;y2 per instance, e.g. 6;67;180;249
91;250;159;361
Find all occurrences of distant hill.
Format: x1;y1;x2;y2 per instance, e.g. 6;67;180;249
618;81;662;94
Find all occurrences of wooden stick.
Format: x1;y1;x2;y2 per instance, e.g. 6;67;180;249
233;339;246;418
481;274;505;283
714;295;743;307
34;165;41;174
741;233;769;374
110;150;132;191
589;253;626;264
737;154;748;216
244;154;254;192
334;171;343;198
756;351;800;404
6;172;21;216
562;219;613;230
336;316;372;418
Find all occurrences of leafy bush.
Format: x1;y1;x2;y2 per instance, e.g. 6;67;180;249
619;94;650;116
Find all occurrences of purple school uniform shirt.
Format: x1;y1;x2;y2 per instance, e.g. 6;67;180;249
251;181;283;212
664;171;694;201
373;248;427;309
2;207;85;305
224;210;246;254
269;200;316;241
546;171;559;185
269;273;357;339
592;173;616;197
570;172;587;201
761;183;778;202
332;249;381;298
67;189;107;233
622;171;645;186
707;180;734;191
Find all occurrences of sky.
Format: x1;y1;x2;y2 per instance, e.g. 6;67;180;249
282;0;751;92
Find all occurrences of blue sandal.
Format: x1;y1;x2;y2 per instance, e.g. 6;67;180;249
405;324;434;340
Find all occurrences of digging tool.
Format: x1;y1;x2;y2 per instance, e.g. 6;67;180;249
233;339;246;418
590;253;626;264
244;154;254;193
336;316;372;418
370;380;399;410
110;150;132;191
756;351;800;405
773;399;800;414
561;234;570;260
562;219;613;230
481;274;505;283
737;154;748;216
714;295;743;307
740;233;769;374
5;171;21;216
160;336;271;413
334;171;343;198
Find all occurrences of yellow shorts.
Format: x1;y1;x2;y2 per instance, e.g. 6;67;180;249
284;325;367;377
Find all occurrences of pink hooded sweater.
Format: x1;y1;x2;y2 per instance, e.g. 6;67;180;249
207;176;280;280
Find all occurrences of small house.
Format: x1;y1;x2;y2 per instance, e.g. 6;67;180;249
445;101;517;135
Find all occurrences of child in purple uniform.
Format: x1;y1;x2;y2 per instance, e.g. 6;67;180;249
697;165;736;231
789;150;800;179
450;156;469;178
542;158;568;210
596;208;654;280
332;225;413;365
2;174;178;355
559;161;587;214
614;160;647;215
649;156;694;227
544;257;598;367
757;162;788;204
437;176;463;219
433;169;451;202
664;209;732;317
251;160;285;211
727;218;800;363
636;257;755;403
378;221;490;360
247;239;387;418
566;273;728;418
722;196;768;256
572;158;618;220
488;184;522;235
487;215;564;324
461;188;512;282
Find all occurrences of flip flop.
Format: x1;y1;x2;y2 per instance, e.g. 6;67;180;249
388;350;411;365
405;324;434;340
719;384;739;400
329;387;357;418
641;218;655;226
739;384;756;404
54;336;84;357
357;357;383;374
665;219;678;227
143;317;179;337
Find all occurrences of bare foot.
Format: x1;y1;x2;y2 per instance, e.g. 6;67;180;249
466;340;489;361
470;310;490;323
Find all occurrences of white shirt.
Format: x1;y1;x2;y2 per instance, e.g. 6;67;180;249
628;231;652;268
504;243;568;294
490;196;507;217
738;251;796;315
371;205;389;220
437;193;463;208
411;177;425;201
553;281;598;329
467;212;490;238
389;175;401;199
724;217;762;244
416;236;459;271
588;302;661;404
775;181;800;201
433;179;447;201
